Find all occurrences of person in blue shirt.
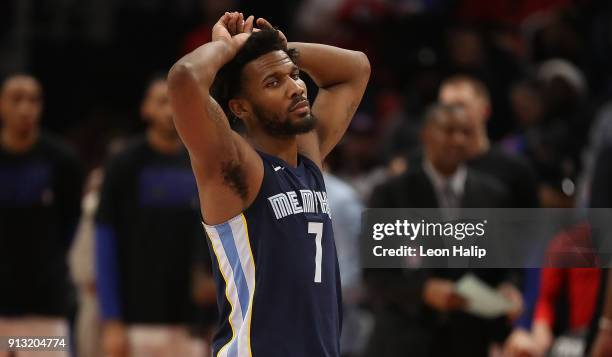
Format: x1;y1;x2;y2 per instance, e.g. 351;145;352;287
95;75;211;357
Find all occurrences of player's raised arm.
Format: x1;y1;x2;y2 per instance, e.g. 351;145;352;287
256;19;370;163
167;13;263;223
296;42;370;159
167;13;248;170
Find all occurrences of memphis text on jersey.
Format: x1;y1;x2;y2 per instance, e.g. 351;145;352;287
267;189;331;220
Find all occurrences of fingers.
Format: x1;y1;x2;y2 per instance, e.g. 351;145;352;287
236;13;245;33
256;17;274;30
227;12;239;35
244;15;255;33
216;12;230;26
223;13;275;32
223;13;282;37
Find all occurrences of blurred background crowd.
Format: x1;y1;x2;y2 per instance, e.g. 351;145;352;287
2;0;612;356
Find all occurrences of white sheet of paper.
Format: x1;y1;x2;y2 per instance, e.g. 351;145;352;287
455;274;513;318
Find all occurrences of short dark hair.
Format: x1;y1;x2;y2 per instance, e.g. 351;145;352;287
211;29;299;129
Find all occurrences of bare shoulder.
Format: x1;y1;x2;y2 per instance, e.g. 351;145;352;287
297;131;322;168
192;132;264;225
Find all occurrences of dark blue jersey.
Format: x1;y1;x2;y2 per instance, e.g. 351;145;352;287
204;151;342;357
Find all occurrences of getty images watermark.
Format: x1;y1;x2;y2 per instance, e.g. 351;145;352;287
361;208;612;269
371;219;488;259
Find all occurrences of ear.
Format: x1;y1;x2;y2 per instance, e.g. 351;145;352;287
228;98;249;119
481;102;492;122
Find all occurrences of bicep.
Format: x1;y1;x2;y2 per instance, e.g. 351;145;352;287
168;73;237;174
309;81;366;160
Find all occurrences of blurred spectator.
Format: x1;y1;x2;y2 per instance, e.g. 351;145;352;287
0;74;84;356
324;171;363;302
69;168;104;357
524;7;584;66
576;96;612;207
323;171;372;357
443;24;525;139
370;103;511;208
506;59;591;207
531;266;600;355
95;75;211;357
439;74;539;208
504;225;601;357
365;103;520;357
585;144;612;356
503;78;546;154
534;59;589;175
295;0;345;42
592;271;612;357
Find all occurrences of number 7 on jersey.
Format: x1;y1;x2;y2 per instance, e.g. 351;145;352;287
308;222;323;283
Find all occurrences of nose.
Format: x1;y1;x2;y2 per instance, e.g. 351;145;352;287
287;77;305;98
451;129;468;146
445;132;466;157
16;103;37;121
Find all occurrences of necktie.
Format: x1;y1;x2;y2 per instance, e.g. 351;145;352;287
441;182;459;208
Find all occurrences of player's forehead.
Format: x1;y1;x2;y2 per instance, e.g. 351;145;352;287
244;50;297;80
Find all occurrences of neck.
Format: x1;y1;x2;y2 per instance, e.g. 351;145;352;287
1;129;38;153
426;157;458;178
146;129;182;155
250;133;299;167
435;165;458;178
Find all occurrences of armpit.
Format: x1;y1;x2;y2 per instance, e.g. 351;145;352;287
221;160;248;200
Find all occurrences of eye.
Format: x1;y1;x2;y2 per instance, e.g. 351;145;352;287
291;72;300;80
266;80;280;88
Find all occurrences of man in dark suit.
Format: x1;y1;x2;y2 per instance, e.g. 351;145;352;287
439;75;539;208
370;103;509;209
364;103;522;357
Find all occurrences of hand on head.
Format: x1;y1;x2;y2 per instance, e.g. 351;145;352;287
212;12;287;49
255;18;287;47
211;12;250;48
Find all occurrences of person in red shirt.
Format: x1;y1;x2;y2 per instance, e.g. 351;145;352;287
505;223;601;356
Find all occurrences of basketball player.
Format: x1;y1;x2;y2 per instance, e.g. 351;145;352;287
95;75;208;357
167;11;370;357
0;74;83;357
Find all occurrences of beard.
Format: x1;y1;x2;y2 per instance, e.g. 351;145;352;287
253;104;317;137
